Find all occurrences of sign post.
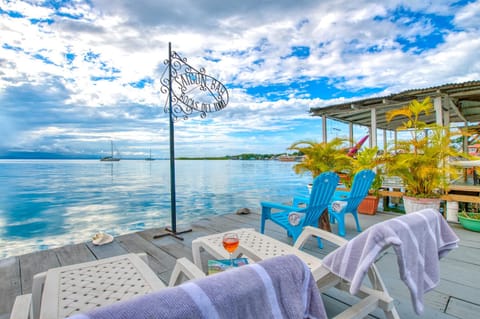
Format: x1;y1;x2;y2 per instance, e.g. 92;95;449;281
155;42;229;240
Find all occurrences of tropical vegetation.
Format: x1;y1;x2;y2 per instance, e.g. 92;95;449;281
351;146;384;195
383;97;466;198
288;138;353;179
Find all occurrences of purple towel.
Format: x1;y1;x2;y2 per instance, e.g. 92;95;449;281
68;254;326;319
322;208;459;315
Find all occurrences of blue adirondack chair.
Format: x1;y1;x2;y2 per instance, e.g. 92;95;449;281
329;169;376;237
260;171;339;246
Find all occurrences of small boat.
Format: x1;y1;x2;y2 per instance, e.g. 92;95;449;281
100;141;121;161
145;149;155;161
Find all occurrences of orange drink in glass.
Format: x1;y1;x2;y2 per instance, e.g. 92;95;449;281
222;232;239;268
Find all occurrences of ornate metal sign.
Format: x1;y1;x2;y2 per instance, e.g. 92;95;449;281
156;43;229;240
160;50;229;120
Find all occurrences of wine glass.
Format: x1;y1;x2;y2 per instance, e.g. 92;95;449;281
222;232;239;268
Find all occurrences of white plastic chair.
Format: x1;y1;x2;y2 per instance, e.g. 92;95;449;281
294;226;400;319
192;227;399;319
9;253;205;319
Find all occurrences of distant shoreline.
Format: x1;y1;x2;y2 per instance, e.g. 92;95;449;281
0;152;292;160
0;157;273;161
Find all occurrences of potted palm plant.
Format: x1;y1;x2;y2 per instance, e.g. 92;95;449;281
383;97;465;213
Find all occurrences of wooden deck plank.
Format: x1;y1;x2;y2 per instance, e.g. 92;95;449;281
191;214;245;233
0;257;20;317
321;292;377;318
53;243;96;266
114;232;178;283
140;227;208;261
374;250;453;313
85;240;128;259
1;211;479;319
446;297;480;318
433;255;480;305
18;249;60;293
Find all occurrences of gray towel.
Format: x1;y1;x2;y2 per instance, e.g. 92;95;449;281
322;208;459;315
68;254;326;319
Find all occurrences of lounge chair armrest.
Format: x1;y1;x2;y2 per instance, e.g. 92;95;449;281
137;252;148;264
168;257;206;287
294;226;349;249
10;294;32;319
31;271;46;319
292;196;310;207
261;201;304;212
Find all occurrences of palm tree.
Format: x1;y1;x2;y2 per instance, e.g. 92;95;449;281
289;138;353;179
385;97;465;200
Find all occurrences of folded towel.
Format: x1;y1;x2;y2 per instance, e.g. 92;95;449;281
322;208;459;315
331;201;347;212
68;255;327;319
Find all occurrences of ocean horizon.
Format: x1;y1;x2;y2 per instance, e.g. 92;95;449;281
0;159;311;259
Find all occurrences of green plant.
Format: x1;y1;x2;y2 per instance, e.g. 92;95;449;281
289;138;353;179
459;211;480;220
383;97;466;198
369;171;384;196
349;146;384;194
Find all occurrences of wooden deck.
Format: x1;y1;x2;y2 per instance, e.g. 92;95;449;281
1;211;479;319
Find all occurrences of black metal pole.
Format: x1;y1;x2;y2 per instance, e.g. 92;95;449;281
168;42;177;234
154;42;192;240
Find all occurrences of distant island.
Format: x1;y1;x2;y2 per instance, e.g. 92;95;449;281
178;153;293;160
0;151;100;160
0;151;301;160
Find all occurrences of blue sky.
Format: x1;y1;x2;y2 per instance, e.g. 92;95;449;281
1;0;479;158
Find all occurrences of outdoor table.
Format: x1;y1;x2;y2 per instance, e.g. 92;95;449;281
191;228;323;280
38;253;165;319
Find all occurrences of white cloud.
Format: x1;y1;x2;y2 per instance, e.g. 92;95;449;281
0;0;479;157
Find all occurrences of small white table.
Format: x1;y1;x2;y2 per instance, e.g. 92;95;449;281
191;228;323;280
38;253;165;319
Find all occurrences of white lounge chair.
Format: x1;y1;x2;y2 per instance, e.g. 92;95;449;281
192;209;459;318
9;253;205;319
66;255;327;319
193;227;399;319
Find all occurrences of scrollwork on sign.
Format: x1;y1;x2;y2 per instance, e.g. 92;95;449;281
161;51;229;120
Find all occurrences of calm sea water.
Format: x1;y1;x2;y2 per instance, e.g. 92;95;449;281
0;159;311;258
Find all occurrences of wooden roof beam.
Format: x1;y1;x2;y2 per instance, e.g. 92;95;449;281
446;96;467;123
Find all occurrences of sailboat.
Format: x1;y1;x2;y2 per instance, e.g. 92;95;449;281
100;141;120;161
145;149;155;161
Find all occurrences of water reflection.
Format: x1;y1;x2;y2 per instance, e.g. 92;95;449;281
0;159;311;258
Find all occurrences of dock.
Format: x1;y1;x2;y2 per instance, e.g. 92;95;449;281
1;211;479;318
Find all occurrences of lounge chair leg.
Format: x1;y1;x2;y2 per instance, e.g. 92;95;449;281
10;294;32;319
168;257;206;286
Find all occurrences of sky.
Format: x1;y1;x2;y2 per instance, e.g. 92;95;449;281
1;0;480;158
